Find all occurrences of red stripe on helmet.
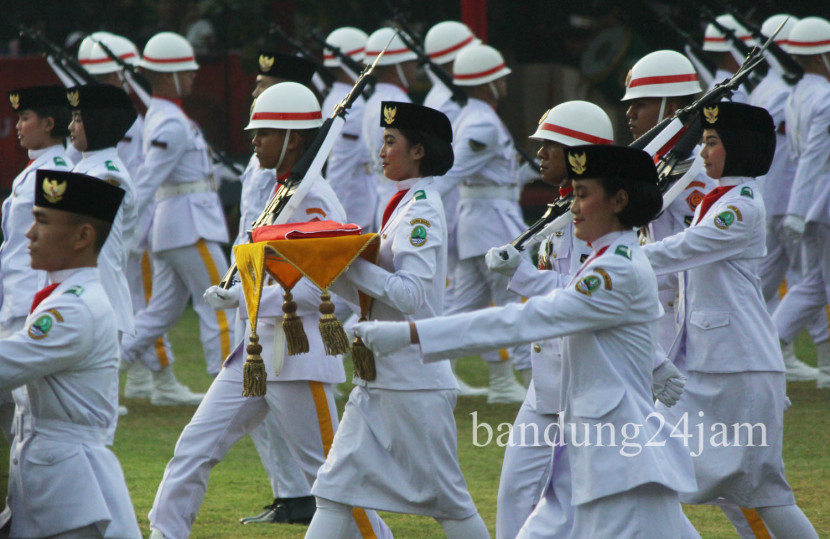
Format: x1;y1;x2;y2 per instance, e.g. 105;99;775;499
628;73;699;89
251;111;322;121
540;123;612;145
788;38;830;47
143;55;196;64
428;36;475;59
454;63;507;80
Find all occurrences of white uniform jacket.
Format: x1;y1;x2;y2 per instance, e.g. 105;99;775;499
73;148;137;335
0;146;71;324
749;73;796;217
233;154;274;252
423;74;462;124
508;223;591;414
440;98;524;259
333;177;457;390
0;267;140;538
134;96;229;252
708;69;749;104
323;81;375;231
231;173;348;384
361;82;411;227
784;74;830;224
643;178;784;373
416;231;696;505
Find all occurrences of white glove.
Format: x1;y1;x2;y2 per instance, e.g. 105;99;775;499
652;359;686;408
203;283;241;310
485;244;522;276
783;214;805;243
352;320;412;356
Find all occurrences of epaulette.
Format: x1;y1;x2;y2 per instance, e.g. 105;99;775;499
63;285;84;297
105;160;120;172
614;245;632;260
53;156;67;166
413;190;426;200
740;186;753;198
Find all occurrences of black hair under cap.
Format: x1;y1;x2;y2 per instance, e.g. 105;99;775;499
380;101;453;144
8;85;67;112
257;52;317;86
35;169;124;225
67;84;138;151
700;102;775;178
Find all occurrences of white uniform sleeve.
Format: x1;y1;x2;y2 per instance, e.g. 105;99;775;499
786;98;830;219
417;257;636;361
436;120;500;197
0;302;92;392
508;259;572;297
133;119;189;218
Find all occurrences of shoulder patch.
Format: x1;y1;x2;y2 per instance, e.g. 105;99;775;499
740;186;753;198
409;221;429;247
63;285;84;297
413;190;426;200
53;156;67;166
151;139;168;149
574;269;612;297
27;308;63;340
686;189;705;212
104;179;121;188
469;139;487;152
614;245;632;260
105;160;119;172
726;205;743;221
714;210;736;229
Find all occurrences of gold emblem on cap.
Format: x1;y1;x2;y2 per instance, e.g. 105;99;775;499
568;152;587;175
67;90;80;108
9;93;20;110
538;109;550;126
259;54;274;72
42;178;67;204
383;105;397;125
703;105;718;124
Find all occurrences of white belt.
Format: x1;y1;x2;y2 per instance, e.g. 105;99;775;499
155;177;215;200
32;418;109;444
459;184;518;200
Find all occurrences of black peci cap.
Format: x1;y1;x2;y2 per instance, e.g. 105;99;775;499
564;144;659;185
257;52;317;85
379;101;453;143
700;102;775;177
66;84;135;111
35;169;124;224
8;85;68;112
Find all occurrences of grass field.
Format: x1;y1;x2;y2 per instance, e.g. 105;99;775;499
1;308;828;537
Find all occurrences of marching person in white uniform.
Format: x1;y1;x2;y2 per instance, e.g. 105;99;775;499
321;26;376;232
361;27;418;231
773;16;830;388
149;83;390;538
751;15;825;382
0;170;140;538
67;84;138;339
702;14;750;103
440;44;530;403
354;144;698;537
119;31;231;404
308;102;489;538
0;86;72;441
643;102;818;538
622;49;716;352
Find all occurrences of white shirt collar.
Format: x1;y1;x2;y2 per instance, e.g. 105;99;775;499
718;176;752;188
48;267;90;285
395;177;421;191
27;144;63;162
590;230;628;254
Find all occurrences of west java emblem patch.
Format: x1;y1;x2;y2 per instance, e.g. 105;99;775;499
714;211;735;229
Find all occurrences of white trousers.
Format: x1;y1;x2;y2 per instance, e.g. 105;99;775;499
447;255;531;369
121;240;232;375
249;409;311;499
148;367;388;538
125;250;176;369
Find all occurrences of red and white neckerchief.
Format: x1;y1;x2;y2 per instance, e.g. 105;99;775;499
693;185;736;225
30;283;59;313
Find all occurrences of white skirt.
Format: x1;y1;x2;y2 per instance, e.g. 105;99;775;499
311;386;478;519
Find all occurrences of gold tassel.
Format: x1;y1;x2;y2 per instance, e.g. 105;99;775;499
351;318;376;381
318;291;350;355
282;291;309;355
242;332;267;397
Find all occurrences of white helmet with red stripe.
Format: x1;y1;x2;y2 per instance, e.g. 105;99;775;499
363;27;417;66
82;35;141;75
453;44;511;86
425;21;481;65
324;27;368;68
702;14;753;52
140;31;199;72
622;50;701;101
245;82;323;130
77;32;114;68
761;14;799;43
530;101;614;146
785;17;830;55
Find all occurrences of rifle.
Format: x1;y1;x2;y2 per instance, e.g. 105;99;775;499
269;24;335;92
509;23;779;251
711;0;803;84
699;5;765;91
219;32;395;288
19;25;97;87
85;34;153;106
307;29;375;99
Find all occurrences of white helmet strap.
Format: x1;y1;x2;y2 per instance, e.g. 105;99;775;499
657;97;667;123
276;129;292;174
394;63;409;88
488;81;499;101
173;72;182;97
822;54;830;78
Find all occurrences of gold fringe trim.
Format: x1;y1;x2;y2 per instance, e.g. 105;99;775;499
282;291;309;356
319;291;350;355
242;333;267;397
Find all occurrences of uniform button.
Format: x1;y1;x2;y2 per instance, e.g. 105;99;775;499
382;234;387;239
552;253;557;259
12;459;17;465
46;454;54;463
703;320;710;328
668;301;674;308
533;344;541;353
